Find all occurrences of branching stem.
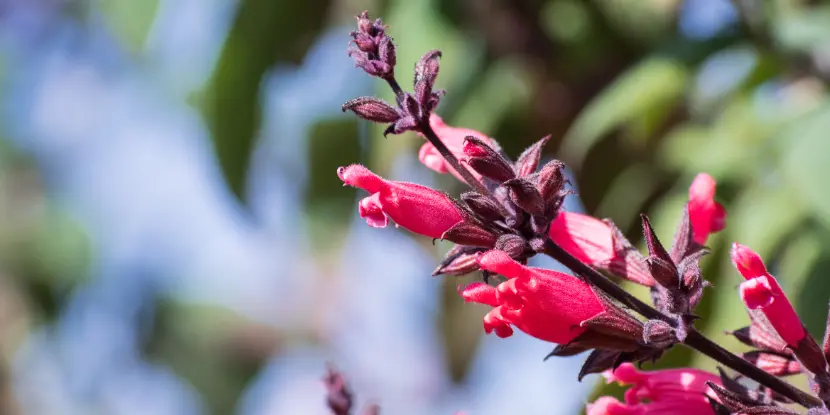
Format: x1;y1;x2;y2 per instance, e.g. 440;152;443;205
542;239;821;408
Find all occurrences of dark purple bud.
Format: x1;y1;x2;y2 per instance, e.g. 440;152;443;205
355;11;384;36
642;319;676;348
536;160;566;202
414;50;441;88
361;60;392;77
645;256;678;289
400;93;419;117
378;36;396;70
384;116;417;136
461;191;503;222
515;135;550;177
351;32;377;53
323;365;353;415
433;245;483;276
641;214;673;264
742;351;801;376
495;234;528;258
503;178;545;216
356;11;374;33
440;222;497;247
670;206;704;263
462;137;516;182
414;50;441;108
342;97;400;123
424;90;444;113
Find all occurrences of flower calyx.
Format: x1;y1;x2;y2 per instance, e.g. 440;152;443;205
546;287;678;380
641;212;710;342
707;368;806;415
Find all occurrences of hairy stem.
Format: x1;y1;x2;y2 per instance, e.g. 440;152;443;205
542;239;821;408
381;76;492;196
385;77;403;97
418;120;492;196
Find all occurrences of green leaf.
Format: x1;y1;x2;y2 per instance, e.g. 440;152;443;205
203;0;330;203
145;300;278;415
97;0;160;53
659;97;777;180
773;6;830;53
304;118;361;251
560;57;689;166
781;103;830;229
594;163;660;230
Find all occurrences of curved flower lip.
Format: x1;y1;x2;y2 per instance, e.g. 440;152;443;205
739;275;775;309
459;249;605;344
688;173;726;244
730;243;768;278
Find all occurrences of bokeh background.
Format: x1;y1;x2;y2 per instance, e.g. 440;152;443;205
1;0;830;414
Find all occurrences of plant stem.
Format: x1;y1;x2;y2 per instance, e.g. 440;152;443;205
385;77;403;97
542;239;821;408
418;121;492;196
381;76;492;196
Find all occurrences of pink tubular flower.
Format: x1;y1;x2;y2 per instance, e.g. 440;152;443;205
731;243;806;348
688;173;726;244
458;250;604;344
548;211;614;266
548;173;725;286
548;212;654;286
418;114;494;184
338;164;463;239
586;396;714;415
587;363;721;415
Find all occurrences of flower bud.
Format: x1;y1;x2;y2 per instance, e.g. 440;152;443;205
338;164;463;239
418;114;494;184
463;136;516;183
503;178;545;216
688;173;726;244
515;135;550;177
342;97;400;123
731;243;806;348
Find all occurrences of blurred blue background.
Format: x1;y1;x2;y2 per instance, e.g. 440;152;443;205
2;0;830;414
